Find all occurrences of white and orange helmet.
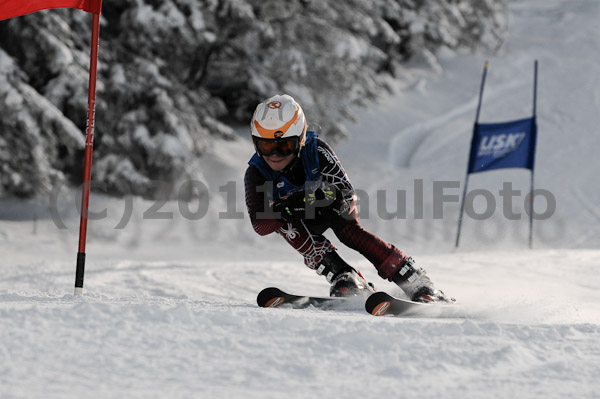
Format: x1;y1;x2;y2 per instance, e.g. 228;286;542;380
250;94;307;156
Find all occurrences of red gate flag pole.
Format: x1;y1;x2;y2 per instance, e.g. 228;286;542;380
75;9;101;296
1;0;103;295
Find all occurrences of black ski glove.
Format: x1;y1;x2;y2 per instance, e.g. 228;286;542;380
273;184;351;223
273;191;309;222
313;183;351;220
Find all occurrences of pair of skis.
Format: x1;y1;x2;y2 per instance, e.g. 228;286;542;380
257;287;455;317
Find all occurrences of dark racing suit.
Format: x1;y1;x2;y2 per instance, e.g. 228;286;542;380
244;132;408;280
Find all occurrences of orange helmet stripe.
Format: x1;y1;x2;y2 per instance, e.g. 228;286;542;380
253;107;301;139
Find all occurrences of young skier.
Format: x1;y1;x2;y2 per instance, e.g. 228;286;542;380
244;94;452;302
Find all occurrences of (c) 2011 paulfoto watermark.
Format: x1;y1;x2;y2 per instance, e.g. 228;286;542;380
48;178;557;229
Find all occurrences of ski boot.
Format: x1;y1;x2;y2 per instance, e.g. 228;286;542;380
392;257;453;303
378;247;453;303
316;251;375;297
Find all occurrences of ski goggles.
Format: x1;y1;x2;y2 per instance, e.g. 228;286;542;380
253;136;299;157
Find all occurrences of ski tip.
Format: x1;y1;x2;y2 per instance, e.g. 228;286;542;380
264;296;286;308
370;301;392;316
257;287;285;308
364;291;394;316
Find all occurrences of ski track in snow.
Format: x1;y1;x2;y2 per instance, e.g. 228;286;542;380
3;0;600;398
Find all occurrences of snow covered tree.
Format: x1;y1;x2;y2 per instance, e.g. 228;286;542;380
0;0;507;198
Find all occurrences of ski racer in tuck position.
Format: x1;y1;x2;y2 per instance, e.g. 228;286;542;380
244;94;452;303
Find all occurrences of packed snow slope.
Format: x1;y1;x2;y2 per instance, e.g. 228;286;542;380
1;1;600;398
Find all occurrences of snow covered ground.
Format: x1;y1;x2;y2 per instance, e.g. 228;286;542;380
2;0;600;398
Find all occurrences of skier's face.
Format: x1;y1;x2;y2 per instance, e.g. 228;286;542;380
264;153;295;171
